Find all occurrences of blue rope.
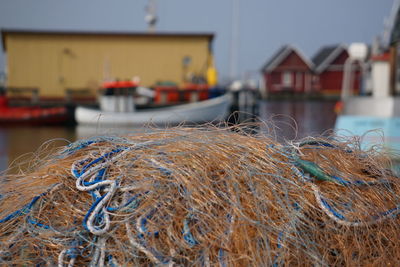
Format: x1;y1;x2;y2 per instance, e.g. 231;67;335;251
277;231;283;249
65;139;96;154
299;139;353;154
320;197;346;220
106;193;142;212
72;157;91;178
146;159;173;177
292;139;394;186
0;195;41;223
299;140;337;149
376;206;400;218
77;148;126;178
140;208;158;237
320;192;400;223
106;254;118;267
26;216;50;230
218;248;227;267
62;136;131;155
331;175;392;186
136;233;171;264
66;247;79;259
82;194;107;232
183;216;198;247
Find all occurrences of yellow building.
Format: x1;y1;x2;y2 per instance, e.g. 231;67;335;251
1;29;214;100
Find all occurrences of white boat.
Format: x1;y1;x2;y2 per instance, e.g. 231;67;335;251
335;97;400;151
334;3;400;154
75;93;232;127
335;43;400;151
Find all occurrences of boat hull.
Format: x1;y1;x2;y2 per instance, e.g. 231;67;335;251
335;96;400;150
0;106;68;126
335;115;400;151
75;94;232;127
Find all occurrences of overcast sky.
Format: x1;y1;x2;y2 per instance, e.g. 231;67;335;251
0;0;395;82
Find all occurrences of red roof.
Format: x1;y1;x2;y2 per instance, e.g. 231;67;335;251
261;45;314;73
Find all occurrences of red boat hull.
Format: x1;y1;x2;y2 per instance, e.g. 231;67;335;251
0;106;68;126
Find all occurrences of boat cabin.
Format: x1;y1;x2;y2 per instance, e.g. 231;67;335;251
99;81;139;113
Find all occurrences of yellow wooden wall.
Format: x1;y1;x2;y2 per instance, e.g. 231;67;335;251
5;33;211;98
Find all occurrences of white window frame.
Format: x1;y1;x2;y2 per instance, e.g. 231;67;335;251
282;71;292;87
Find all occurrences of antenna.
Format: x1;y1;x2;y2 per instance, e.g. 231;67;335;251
145;0;158;33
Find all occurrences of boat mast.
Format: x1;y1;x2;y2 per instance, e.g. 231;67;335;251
230;0;239;81
383;0;400;47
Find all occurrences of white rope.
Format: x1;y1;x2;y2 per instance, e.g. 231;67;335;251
58;249;76;267
89;237;107;267
86;181;117;235
125;221;168;265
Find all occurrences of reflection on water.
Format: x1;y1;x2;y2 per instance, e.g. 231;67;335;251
0;130;7;171
0;100;337;172
259;100;337;141
0;126;76;173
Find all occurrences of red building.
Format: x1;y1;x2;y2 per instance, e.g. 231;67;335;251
261;45;314;95
312;44;361;96
262;44;362;97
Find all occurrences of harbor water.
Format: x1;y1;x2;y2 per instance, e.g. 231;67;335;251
0;99;337;172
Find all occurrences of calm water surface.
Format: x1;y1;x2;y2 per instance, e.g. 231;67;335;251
0;100;337;172
258;100;337;141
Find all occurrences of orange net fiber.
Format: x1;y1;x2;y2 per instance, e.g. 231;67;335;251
0;126;399;266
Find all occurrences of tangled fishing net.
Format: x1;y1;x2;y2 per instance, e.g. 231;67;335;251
1;126;400;266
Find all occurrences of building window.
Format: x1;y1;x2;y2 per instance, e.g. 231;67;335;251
296;72;303;88
282;71;292;87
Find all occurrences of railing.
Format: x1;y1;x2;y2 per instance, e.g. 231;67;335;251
7;87;39;104
153;87;209;105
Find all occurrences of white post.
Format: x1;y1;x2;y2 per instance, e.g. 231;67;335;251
341;58;354;99
372;60;390;98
